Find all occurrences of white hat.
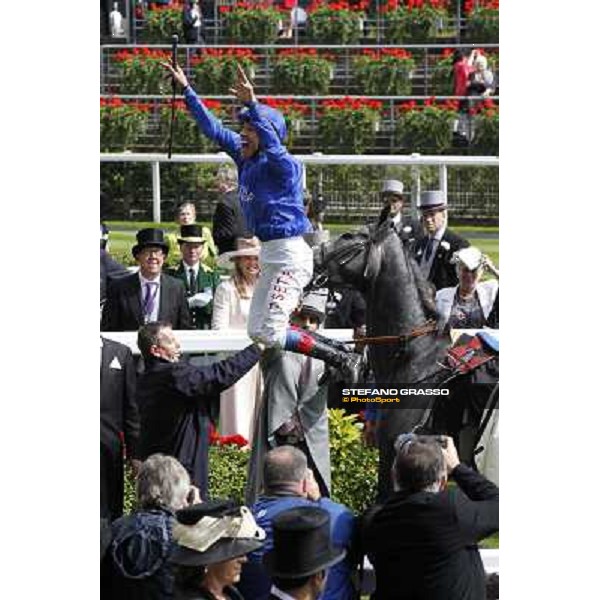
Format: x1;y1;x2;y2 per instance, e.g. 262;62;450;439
418;190;447;212
451;246;484;271
381;179;404;198
216;237;261;269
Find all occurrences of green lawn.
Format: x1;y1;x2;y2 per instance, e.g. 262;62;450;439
106;222;499;267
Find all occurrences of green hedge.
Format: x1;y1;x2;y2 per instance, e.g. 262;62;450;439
124;409;378;514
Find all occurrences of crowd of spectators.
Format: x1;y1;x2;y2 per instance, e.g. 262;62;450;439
101;16;499;594
100;174;499;597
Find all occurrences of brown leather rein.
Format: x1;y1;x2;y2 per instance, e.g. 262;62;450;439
345;320;439;347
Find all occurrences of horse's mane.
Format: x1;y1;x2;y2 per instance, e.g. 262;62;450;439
373;220;438;321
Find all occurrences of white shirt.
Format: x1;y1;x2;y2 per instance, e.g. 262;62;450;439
421;224;446;279
182;261;200;288
139;273;161;323
270;586;297;600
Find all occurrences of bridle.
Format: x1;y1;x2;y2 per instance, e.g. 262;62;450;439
310;235;371;289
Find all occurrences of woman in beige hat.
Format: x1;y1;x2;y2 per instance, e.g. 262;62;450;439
436;246;499;333
212;237;263;443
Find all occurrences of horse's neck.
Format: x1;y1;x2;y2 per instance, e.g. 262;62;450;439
367;238;428;336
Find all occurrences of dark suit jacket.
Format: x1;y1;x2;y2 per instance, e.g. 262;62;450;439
101;272;192;331
100;249;129;307
414;228;470;291
100;337;140;520
136;345;261;497
212;190;251;254
364;465;499;600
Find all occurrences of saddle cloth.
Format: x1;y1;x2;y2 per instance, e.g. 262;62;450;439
445;332;498;375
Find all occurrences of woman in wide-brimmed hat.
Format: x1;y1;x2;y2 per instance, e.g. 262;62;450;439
170;501;265;600
435;246;499;333
212;237;263;444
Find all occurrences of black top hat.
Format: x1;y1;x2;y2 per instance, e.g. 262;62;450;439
264;506;346;579
131;228;169;258
169;500;265;567
177;224;206;244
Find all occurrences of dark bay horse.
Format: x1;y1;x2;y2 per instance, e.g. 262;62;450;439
315;220;498;499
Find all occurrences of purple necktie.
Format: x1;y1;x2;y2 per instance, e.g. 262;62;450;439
143;281;158;322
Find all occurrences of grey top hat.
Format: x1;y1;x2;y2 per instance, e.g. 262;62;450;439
295;289;328;323
381;179;404;198
418;190;447;212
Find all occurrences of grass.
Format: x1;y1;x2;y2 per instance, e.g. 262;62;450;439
106;221;499;267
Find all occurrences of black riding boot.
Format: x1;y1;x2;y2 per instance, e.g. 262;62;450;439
284;328;365;384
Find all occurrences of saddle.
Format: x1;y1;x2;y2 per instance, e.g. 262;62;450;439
445;332;498;375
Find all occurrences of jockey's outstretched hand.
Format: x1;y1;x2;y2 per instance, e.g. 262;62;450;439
161;61;189;89
229;62;257;104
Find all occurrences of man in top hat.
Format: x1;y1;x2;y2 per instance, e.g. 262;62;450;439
246;290;338;505
413;191;470;291
167;224;221;330
101;228;192;332
265;506;346;600
376;178;422;249
239;446;355;600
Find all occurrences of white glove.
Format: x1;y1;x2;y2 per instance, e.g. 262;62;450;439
188;288;213;309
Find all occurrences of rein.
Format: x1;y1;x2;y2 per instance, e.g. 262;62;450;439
346;320;439;347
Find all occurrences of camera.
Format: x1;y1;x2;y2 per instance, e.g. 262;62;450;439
394;432;448;453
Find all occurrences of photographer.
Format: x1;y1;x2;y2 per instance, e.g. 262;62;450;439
363;434;499;600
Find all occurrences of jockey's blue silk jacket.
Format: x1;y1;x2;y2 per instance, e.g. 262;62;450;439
183;86;312;242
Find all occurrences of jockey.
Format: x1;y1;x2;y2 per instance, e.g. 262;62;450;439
162;62;364;382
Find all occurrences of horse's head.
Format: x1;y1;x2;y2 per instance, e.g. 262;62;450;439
314;223;394;292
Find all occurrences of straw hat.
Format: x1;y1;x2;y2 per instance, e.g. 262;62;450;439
217;237;261;269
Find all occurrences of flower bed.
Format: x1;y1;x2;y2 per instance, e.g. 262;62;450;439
381;0;450;43
191;48;257;95
100;97;150;151
221;3;282;44
307;1;368;44
465;0;499;43
272;48;335;95
318;96;383;154
142;5;184;43
114;47;172;95
158;99;225;152
261;97;310;149
469;98;499;155
353;48;416;95
395;97;458;153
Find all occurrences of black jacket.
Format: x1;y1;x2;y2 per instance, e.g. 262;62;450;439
105;508;176;600
364;464;499;600
101;272;192;331
137;345;261;496
212;190;252;254
100;249;129;307
100;337;140;520
414;228;470;291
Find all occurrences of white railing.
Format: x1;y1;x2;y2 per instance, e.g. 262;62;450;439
101;328;354;354
100;153;499;222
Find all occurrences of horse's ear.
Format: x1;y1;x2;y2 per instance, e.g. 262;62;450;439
364;242;383;280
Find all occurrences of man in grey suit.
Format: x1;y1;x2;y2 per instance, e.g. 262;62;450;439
101;228;192;331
